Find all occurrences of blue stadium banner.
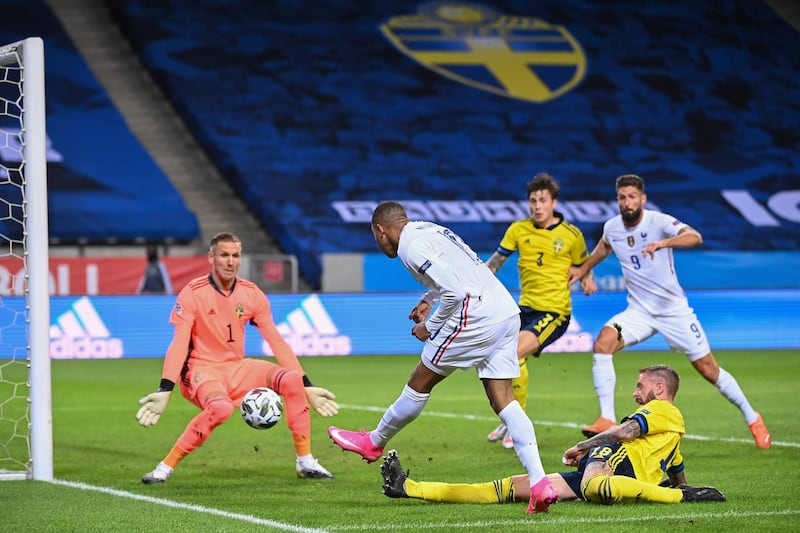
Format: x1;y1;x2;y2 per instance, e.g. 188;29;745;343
0;289;796;360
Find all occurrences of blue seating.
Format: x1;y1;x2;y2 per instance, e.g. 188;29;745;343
0;1;200;244
106;1;799;287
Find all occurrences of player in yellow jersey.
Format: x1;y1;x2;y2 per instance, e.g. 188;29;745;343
136;232;339;483
381;365;726;505
486;173;595;447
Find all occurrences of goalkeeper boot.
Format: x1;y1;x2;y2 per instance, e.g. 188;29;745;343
528;476;558;513
748;413;771;449
142;461;173;484
487;423;507;442
681;486;727;503
296;456;334;479
381;450;409;498
328;426;385;463
581;416;616;438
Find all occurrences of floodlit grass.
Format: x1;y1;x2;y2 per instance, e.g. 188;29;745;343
1;349;798;532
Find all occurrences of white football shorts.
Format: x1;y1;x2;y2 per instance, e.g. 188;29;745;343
421;314;521;379
605;304;711;361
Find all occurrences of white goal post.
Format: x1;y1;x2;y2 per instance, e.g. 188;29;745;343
0;37;51;481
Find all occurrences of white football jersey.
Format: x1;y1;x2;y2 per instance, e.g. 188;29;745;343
602;210;691;315
398;221;519;333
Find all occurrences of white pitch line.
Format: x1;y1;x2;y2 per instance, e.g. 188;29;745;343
50;479;330;533
338;404;800;448
328;509;800;531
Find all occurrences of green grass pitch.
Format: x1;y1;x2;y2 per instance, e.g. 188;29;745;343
1;349;798;532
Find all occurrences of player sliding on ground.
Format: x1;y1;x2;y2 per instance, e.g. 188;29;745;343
381;365;726;506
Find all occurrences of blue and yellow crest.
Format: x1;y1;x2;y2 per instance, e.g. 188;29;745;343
380;2;586;103
553;237;565;253
235;303;244;318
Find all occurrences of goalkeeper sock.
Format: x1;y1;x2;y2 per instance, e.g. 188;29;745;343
511;358;529;411
164;446;189;469
406;477;515;504
272;368;313;456
592;353;617;421
582;474;682;504
715;367;758;424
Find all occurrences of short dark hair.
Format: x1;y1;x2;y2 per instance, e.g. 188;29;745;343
527;172;559;200
615;174;645;193
372;201;408;227
209;232;241;253
640;364;680;397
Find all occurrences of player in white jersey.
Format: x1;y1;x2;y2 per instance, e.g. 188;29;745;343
568;175;771;449
329;201;559;514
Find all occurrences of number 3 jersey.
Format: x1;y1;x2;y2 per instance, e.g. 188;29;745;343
602;209;690;315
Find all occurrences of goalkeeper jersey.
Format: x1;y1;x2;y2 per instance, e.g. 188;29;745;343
160;274;303;385
621;399;685;483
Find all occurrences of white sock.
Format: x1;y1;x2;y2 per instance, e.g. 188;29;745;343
498;400;546;486
592;353;617;421
372;385;429;446
296;454;315;467
715;367;758;424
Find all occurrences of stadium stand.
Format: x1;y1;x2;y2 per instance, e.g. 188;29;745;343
0;0;201;245
105;0;799;289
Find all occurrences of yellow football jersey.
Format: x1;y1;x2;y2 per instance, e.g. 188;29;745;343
498;213;588;314
620;399;686;484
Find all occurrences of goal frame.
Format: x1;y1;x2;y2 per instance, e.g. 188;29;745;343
0;36;51;481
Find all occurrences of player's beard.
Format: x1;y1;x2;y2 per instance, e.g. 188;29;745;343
621;207;642;226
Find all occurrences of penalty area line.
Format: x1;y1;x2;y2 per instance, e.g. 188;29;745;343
50;479;329;533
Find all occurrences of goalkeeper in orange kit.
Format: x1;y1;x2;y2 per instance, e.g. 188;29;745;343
136;232;338;483
382;365;726;506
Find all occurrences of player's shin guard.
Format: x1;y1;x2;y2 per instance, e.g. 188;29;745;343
176;396;235;453
271;368;312;456
581;474;682;505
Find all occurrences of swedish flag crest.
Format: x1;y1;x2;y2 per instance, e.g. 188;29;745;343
380;2;586;103
235;303;244;318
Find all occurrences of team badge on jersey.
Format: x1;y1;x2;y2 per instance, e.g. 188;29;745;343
235;303;244;318
553;237;564;253
380;2;586;103
627;236;635;247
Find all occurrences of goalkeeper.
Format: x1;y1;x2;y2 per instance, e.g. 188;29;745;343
136;232;339;483
382;365;726;505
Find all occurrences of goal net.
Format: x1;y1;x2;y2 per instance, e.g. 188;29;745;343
0;37;51;481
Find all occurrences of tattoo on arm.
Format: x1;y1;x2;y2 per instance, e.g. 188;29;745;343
485;252;508;274
575;419;642;452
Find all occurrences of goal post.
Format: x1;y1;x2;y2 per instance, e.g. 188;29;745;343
0;36;51;481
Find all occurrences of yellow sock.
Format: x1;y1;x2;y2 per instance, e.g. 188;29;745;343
405;477;515;504
582;474;683;504
511;358;529;411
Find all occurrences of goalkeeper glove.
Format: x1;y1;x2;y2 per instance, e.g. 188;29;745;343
136;391;172;427
305;386;339;417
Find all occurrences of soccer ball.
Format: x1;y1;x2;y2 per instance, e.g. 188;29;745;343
240;387;283;429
